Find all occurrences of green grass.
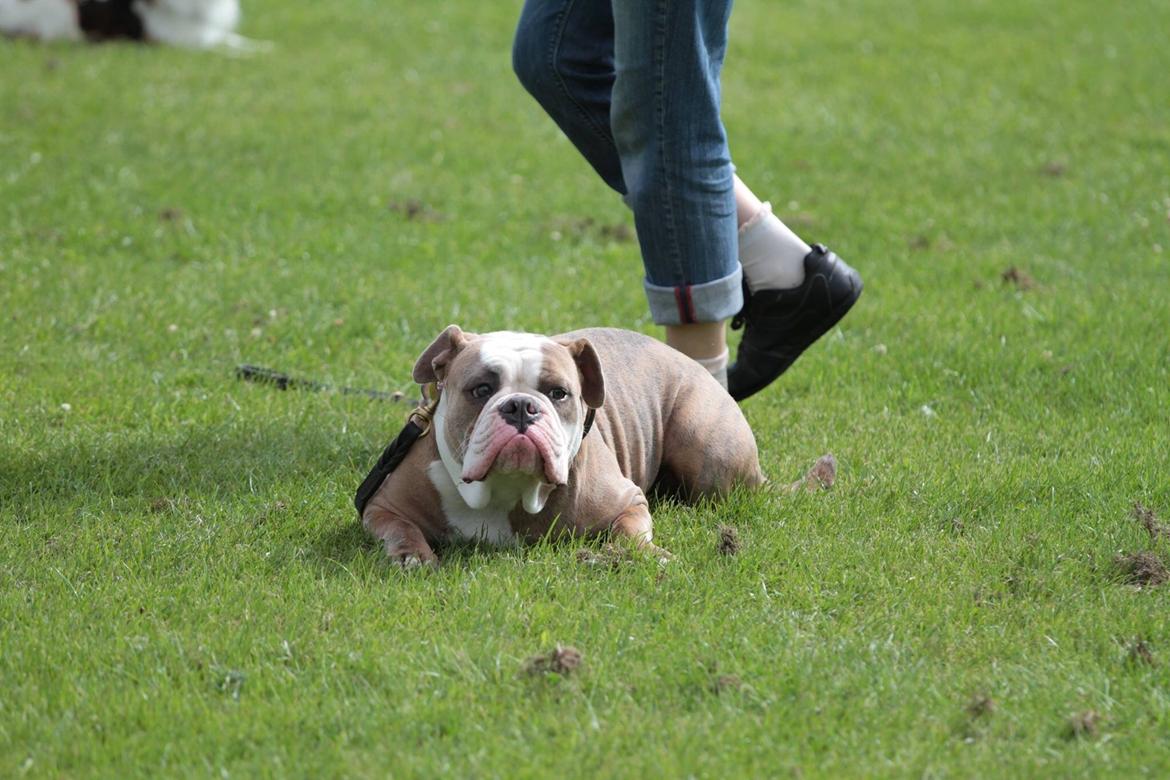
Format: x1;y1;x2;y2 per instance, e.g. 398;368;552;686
3;0;1170;776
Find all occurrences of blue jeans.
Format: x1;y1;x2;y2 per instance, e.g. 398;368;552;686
513;0;742;326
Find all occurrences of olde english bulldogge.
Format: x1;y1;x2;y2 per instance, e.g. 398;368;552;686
358;326;828;567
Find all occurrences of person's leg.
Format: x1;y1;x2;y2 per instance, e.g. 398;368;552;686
664;320;728;386
514;0;734;384
512;0;625;193
610;0;740;380
514;0;861;398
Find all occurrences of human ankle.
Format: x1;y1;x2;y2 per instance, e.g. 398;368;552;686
665;321;726;360
665;322;729;388
738;201;810;292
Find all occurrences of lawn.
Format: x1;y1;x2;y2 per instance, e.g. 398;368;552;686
2;0;1169;776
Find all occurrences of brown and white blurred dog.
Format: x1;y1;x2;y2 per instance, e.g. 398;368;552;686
0;0;257;49
361;326;768;566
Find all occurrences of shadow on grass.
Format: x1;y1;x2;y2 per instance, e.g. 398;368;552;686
0;420;377;516
309;521;381;565
2;418;764;576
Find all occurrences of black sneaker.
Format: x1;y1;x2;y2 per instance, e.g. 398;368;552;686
727;244;862;401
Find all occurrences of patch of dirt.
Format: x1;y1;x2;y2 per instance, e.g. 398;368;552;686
717;525;741;556
710;674;743;694
598;222;635;243
551;216;635;244
1127;638;1156;667
966;693;996;718
148;497;173;513
907;234;955;253
789;453;837;493
1133;502;1170;540
388;199;444;223
1001;266;1037;290
575;543;633;569
1040;161;1068;178
159;207;185;222
524;645;582;676
1113;551;1169;587
1066;710;1102;739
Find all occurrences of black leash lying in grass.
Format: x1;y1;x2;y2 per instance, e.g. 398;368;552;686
235;364;420;404
235;364;435;517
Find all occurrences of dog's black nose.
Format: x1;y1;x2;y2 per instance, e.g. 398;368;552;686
499;397;540;432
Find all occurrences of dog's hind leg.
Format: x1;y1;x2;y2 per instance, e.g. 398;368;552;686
658;391;766;502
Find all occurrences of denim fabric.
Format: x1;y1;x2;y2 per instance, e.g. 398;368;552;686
514;0;742;325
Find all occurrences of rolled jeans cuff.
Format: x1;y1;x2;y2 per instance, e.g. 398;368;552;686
643;265;743;326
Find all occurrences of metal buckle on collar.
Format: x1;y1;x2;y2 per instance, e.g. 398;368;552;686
407;382;441;437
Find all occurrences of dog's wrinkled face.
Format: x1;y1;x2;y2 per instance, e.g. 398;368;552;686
413;326;604;513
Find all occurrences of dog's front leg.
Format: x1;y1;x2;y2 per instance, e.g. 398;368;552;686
363;508;439;569
609;496;673;562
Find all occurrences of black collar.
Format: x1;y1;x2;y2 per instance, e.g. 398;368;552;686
582;407;597;438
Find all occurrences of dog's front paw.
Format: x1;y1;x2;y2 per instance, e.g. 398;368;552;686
642;542;674;564
384;540;439;570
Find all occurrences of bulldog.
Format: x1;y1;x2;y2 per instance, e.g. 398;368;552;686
360;326;767;566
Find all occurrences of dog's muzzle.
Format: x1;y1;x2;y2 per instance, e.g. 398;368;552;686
498;395;541;433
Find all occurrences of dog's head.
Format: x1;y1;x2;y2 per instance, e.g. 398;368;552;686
413;325;604;513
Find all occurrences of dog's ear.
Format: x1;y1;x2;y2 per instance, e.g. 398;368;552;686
413;324;470;384
559;338;605;409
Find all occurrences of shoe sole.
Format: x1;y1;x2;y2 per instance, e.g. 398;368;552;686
730;273;863;402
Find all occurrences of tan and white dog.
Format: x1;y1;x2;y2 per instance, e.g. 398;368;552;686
361;326;767;566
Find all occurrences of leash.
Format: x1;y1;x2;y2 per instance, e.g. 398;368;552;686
235;364;420;404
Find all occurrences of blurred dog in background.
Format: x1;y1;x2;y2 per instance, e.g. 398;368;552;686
0;0;260;49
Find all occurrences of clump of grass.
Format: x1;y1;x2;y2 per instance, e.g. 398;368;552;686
710;674;743;694
1132;503;1169;540
1127;638;1156;667
717;525;741;556
575;543;632;569
1001;266;1037;290
1066;710;1103;740
1113;551;1169;587
789;453;837;493
524;645;582;676
966;693;996;718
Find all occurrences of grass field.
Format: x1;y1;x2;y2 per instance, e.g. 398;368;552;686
3;0;1170;776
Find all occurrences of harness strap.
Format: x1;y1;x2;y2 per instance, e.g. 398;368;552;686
353;419;428;516
354;384;439;517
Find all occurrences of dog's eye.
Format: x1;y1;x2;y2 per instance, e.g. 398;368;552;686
470;383;494;400
547;387;569;401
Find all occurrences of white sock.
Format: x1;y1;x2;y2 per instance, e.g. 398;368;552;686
694;348;729;389
738;201;811;293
